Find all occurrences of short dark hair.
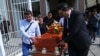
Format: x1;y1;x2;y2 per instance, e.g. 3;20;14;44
24;10;32;15
48;11;52;15
38;14;43;19
57;3;69;11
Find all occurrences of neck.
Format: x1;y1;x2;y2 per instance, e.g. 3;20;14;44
26;19;32;22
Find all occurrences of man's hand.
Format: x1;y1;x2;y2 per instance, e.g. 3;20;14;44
30;36;41;44
58;40;68;49
67;33;69;36
64;43;68;49
58;40;65;46
30;38;37;44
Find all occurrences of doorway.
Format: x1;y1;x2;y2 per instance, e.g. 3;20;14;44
32;2;40;17
48;0;75;21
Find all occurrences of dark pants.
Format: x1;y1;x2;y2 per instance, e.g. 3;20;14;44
89;30;96;41
97;23;100;35
22;42;32;56
68;45;89;56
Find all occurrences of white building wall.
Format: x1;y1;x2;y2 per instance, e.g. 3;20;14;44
0;30;5;56
74;0;79;11
0;0;8;21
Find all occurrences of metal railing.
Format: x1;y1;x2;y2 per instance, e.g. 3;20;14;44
0;0;39;56
2;31;22;56
0;0;25;55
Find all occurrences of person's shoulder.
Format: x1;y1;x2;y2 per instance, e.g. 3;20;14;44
44;16;48;19
42;22;47;25
97;14;100;16
60;17;64;20
72;10;83;15
19;19;26;23
33;20;39;24
59;17;64;21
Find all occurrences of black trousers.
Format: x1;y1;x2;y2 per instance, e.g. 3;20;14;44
68;45;89;56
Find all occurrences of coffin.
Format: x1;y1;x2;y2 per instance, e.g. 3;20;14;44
35;33;62;52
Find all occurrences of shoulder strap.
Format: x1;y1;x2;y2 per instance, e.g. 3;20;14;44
25;22;33;32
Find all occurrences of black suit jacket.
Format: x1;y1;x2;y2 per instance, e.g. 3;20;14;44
62;11;91;49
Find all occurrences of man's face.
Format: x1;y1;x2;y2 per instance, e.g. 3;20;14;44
48;13;52;19
58;10;63;17
25;14;33;21
39;17;43;23
62;8;70;18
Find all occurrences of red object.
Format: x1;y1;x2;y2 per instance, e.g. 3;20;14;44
34;33;62;52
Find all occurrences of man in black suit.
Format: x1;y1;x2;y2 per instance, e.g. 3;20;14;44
58;3;91;56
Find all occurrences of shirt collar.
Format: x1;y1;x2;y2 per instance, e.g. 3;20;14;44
30;19;34;23
68;9;72;18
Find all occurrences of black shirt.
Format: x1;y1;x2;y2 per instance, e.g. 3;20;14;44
0;20;10;34
39;22;47;34
43;17;54;26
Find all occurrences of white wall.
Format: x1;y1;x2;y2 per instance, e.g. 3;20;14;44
73;0;79;11
0;0;8;20
0;30;5;56
40;0;50;16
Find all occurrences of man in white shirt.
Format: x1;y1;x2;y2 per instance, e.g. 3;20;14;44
20;10;41;56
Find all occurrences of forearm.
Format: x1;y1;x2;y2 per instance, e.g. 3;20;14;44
21;30;31;38
20;25;31;38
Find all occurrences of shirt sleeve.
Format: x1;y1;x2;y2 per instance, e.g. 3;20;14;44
19;21;31;38
35;22;41;37
59;18;63;26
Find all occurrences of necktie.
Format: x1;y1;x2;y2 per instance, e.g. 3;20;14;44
64;18;69;32
64;18;69;31
66;18;69;30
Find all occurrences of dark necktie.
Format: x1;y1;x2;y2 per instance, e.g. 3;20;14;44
64;18;69;30
67;18;69;30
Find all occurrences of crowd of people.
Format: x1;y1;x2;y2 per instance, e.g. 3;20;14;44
84;10;100;43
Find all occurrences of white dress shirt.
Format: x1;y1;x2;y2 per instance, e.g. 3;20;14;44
20;19;41;44
59;17;64;26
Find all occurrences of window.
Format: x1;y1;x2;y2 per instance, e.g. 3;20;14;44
98;0;100;4
87;0;96;7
